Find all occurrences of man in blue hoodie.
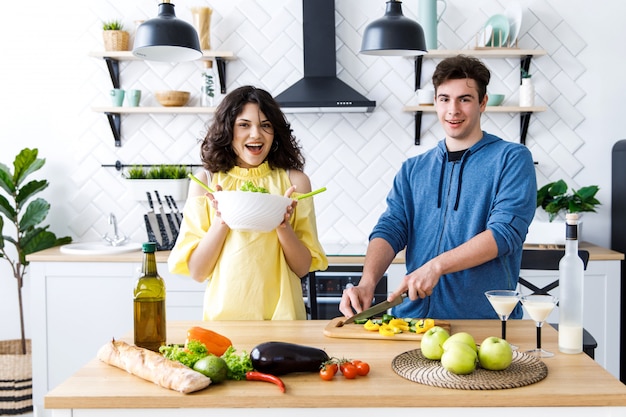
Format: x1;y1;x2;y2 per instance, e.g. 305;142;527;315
340;55;536;319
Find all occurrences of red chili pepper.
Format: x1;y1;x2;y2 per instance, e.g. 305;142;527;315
245;371;286;393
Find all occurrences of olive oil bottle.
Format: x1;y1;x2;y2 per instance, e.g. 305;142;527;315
134;242;166;351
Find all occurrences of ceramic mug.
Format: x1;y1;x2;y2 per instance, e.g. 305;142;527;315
126;89;141;107
110;89;125;106
417;88;435;105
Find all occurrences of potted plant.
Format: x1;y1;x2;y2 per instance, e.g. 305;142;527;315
102;19;129;51
526;179;601;245
536;179;600;221
0;148;71;414
124;164;191;201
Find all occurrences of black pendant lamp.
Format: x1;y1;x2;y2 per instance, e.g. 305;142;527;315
360;0;428;56
133;0;202;62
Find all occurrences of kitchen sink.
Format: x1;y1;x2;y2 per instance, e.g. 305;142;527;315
59;242;142;255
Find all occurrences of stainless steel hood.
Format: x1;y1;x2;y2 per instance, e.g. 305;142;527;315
274;0;376;113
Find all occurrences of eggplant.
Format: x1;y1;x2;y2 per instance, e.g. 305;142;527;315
250;341;329;375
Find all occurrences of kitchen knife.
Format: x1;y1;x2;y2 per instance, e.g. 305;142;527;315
154;190;174;244
339;293;408;326
168;195;183;226
145;192;163;246
163;194;179;233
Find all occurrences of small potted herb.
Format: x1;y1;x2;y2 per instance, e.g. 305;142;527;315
124;165;191;201
102;19;129;51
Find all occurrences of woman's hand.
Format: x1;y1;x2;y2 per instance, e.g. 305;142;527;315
207;184;227;225
279;185;298;228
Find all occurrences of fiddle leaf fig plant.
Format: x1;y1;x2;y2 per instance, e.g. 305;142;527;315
0;148;71;354
536;179;601;222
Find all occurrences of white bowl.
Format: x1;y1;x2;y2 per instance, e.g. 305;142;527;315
214;190;292;232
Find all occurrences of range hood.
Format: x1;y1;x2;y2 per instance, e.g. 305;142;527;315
274;0;376;113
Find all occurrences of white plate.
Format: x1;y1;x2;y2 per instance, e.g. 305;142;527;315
477;25;493;47
506;2;523;46
484;14;510;47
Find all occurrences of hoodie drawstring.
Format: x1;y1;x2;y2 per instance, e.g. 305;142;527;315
437;149;471;211
454;151;470;210
437;154;446;209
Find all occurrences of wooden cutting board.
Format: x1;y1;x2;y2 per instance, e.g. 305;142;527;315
323;317;451;341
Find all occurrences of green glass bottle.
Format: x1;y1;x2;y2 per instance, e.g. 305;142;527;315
133;242;166;351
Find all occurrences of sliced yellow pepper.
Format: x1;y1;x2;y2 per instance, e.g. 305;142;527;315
378;323;397;337
414;318;436;334
363;319;380;332
388;318;410;332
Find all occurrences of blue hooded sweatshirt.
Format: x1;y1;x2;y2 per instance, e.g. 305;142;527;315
370;132;536;319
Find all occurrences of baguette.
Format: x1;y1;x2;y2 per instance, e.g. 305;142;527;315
97;339;211;393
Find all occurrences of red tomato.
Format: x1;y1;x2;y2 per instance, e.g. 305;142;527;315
340;362;357;379
319;367;335;381
354;361;370;376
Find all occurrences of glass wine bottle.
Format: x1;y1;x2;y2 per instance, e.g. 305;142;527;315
134;242;166;351
558;213;584;354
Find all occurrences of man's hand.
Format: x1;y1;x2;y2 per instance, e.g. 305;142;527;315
388;261;441;302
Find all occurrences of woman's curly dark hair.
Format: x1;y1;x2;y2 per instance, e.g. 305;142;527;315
200;85;305;173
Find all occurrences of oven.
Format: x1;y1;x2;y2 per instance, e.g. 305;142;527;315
302;265;388;320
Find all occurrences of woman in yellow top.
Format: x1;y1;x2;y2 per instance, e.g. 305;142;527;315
168;86;328;320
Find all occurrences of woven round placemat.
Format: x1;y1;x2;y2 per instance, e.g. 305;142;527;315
392;348;548;390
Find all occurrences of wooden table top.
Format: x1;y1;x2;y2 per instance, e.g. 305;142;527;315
44;319;626;409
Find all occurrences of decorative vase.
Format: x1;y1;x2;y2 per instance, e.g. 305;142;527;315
103;30;130;51
519;78;535;107
200;61;216;107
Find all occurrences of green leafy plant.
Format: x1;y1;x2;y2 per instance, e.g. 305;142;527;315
0;148;72;354
126;165;148;179
536;179;601;222
125;165;190;180
102;19;124;31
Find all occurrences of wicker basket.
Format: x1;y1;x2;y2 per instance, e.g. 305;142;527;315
0;340;33;415
103;30;130;51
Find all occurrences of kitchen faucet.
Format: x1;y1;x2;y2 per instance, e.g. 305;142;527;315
102;213;129;246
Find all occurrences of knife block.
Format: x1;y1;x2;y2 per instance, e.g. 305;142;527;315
144;214;178;251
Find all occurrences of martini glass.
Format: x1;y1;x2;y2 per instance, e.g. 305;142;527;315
485;290;521;348
521;294;558;358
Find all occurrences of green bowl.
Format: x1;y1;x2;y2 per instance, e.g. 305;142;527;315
487;94;505;106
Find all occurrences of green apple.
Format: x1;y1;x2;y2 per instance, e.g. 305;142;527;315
441;341;477;375
478;336;513;371
442;331;477;353
420;326;450;360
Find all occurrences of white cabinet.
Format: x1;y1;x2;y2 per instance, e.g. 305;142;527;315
29;259;204;416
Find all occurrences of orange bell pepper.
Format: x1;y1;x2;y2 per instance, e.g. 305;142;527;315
185;326;233;356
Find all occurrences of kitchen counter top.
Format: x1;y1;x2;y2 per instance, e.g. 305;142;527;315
44;320;626;415
26;241;624;264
